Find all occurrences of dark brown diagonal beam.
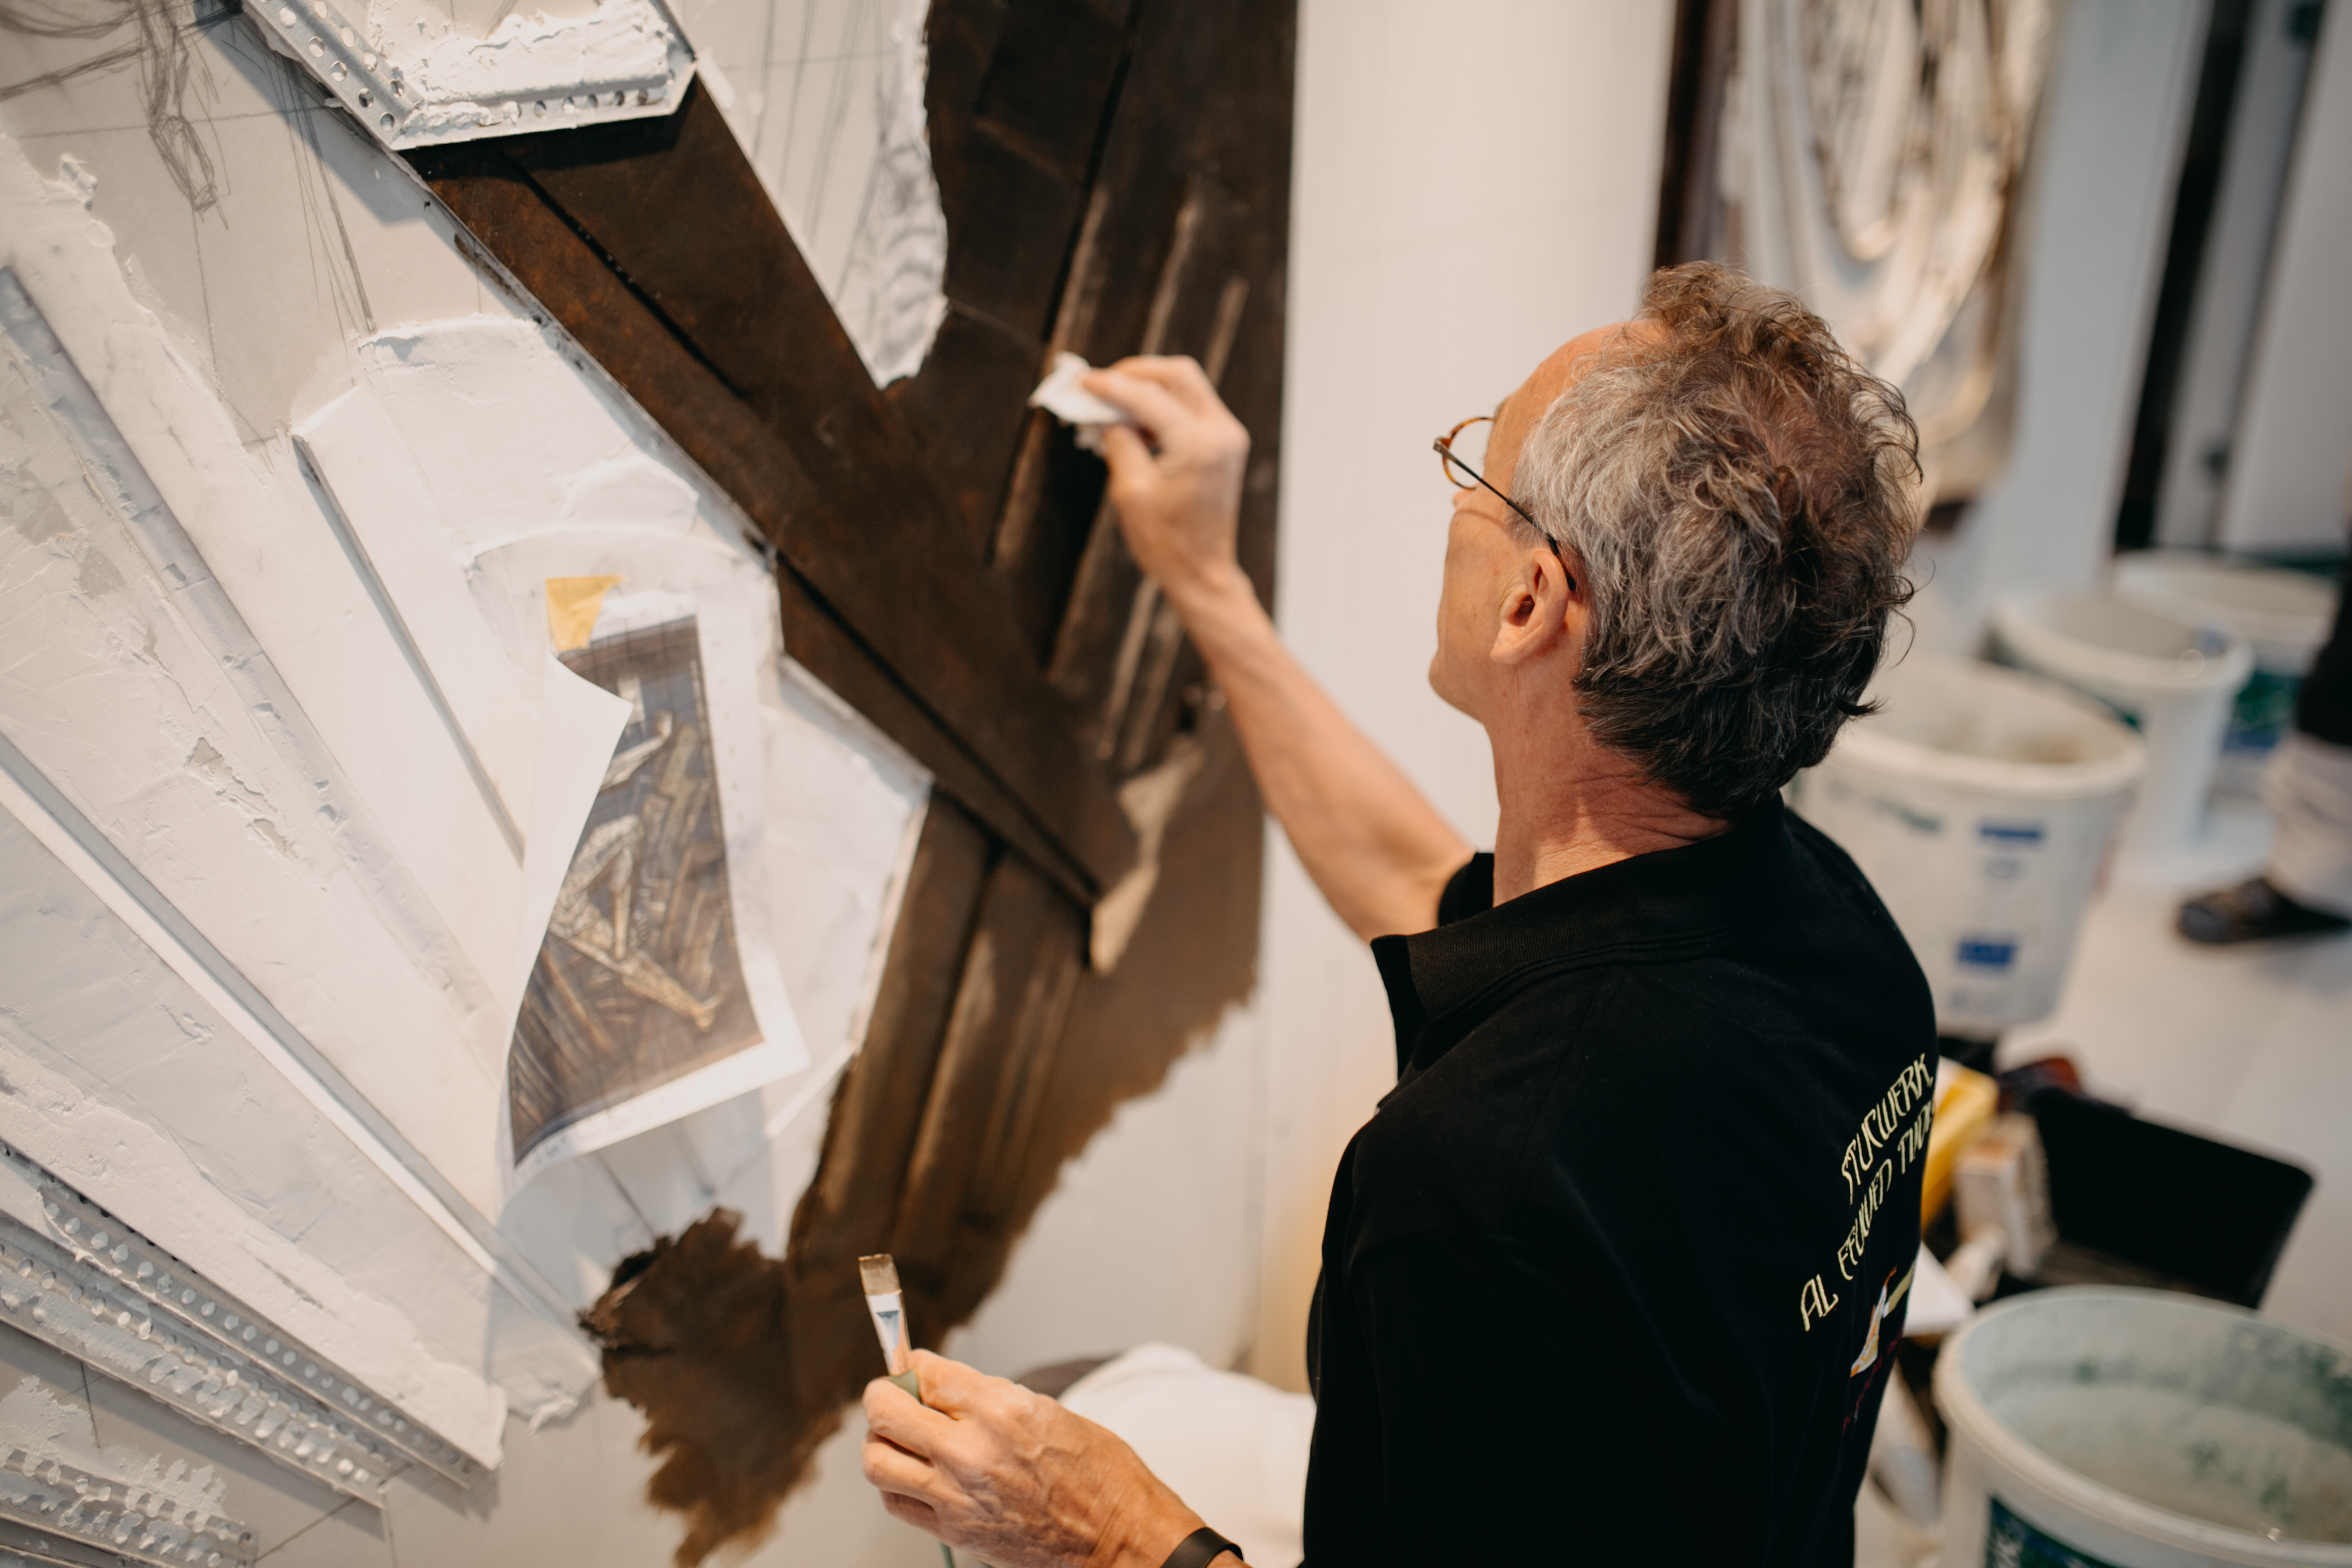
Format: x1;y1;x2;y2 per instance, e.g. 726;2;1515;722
407;90;1136;900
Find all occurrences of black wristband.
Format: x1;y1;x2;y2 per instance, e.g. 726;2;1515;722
1160;1525;1243;1568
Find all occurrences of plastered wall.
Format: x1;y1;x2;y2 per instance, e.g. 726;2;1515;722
0;0;1275;1561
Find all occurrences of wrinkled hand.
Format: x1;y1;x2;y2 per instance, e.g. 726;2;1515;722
1082;356;1251;611
862;1351;1205;1568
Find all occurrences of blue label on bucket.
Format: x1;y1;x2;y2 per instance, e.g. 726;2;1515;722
1978;821;2046;845
2223;667;2302;756
1986;1497;2123;1568
1956;937;2018;970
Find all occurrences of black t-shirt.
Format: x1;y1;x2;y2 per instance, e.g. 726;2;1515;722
1301;800;1935;1565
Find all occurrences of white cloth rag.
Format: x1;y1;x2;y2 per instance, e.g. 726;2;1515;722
1059;1343;1313;1568
1028;351;1130;454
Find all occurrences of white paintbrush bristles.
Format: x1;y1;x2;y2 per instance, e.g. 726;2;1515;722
859;1253;912;1376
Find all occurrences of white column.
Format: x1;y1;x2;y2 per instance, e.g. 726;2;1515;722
2219;1;2352;554
1256;0;1675;1390
1911;0;2212;652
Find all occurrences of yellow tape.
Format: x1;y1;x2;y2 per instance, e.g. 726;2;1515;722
545;575;625;652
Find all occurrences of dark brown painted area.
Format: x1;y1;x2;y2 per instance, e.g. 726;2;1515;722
578;1211;796;1566
1653;0;1735;270
414;0;1293;1560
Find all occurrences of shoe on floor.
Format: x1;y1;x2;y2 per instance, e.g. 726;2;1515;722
2177;876;2352;945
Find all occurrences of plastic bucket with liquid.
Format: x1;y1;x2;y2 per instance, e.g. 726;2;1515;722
1992;587;2253;850
2114;552;2337;797
1795;655;2144;1036
1936;1287;2352;1567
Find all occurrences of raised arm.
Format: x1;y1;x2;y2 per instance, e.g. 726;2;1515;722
1085;356;1470;940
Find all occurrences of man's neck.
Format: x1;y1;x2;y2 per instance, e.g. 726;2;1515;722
1488;738;1731;906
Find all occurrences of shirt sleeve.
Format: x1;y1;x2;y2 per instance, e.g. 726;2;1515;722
1348;1228;1744;1563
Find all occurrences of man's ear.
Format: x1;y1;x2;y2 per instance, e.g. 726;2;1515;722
1490;543;1578;665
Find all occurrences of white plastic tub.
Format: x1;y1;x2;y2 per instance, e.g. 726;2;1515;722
2114;553;2338;796
1795;655;2144;1036
1936;1288;2352;1567
1993;587;2254;850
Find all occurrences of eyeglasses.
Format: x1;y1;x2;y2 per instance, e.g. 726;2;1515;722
1434;416;1574;586
1434;416;1540;529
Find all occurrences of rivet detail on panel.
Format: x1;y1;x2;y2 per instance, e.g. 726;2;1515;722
0;1448;259;1568
0;1140;485;1494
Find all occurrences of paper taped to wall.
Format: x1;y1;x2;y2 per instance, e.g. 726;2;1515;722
506;590;806;1188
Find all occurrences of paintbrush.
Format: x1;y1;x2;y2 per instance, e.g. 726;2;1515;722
860;1254;955;1568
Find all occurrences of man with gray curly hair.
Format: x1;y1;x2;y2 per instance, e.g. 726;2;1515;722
862;264;1938;1567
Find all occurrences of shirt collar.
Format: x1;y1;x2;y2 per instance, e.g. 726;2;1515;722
1372;799;1793;1078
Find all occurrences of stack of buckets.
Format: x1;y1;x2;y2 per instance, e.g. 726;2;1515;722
1797;553;2333;1038
2112;552;2339;799
1989;585;2252;853
1796;654;2144;1038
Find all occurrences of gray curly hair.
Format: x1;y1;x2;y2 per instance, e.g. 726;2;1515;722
1510;263;1922;817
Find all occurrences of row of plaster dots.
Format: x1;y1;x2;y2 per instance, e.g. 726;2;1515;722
267;0;405;132
2;1449;247;1565
47;1197;468;1473
8;1220;379;1487
22;1183;472;1481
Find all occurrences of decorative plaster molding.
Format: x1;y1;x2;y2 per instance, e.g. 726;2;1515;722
0;1143;485;1500
0;1461;257;1568
248;0;696;152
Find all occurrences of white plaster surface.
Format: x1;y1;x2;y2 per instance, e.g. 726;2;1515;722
0;11;522;446
0;0;932;1485
244;0;695;153
0;800;517;1463
374;0;690;141
669;0;947;383
0;187;519;1228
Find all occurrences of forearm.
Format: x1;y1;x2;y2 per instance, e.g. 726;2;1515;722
1076;355;1467;937
1168;565;1470;940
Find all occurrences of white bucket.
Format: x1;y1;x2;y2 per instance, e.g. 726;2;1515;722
1794;655;2144;1036
2114;552;2338;797
1935;1288;2352;1567
1993;587;2254;850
